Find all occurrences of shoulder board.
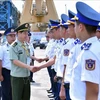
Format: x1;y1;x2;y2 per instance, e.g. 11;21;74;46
74;38;81;45
81;43;92;50
12;42;18;47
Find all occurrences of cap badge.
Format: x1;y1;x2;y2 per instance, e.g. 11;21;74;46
11;29;14;32
25;24;28;27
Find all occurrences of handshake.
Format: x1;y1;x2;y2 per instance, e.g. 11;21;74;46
29;56;49;72
31;56;47;63
28;65;41;73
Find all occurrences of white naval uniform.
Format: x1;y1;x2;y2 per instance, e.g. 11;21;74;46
45;39;56;59
27;42;34;65
56;38;75;79
64;39;82;82
70;36;100;100
54;38;65;72
0;42;11;70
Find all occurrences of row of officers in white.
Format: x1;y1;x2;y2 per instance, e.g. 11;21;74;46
33;1;100;100
0;1;100;100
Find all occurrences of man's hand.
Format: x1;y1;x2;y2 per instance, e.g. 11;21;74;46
29;66;41;72
36;58;44;63
59;84;66;100
31;56;44;63
54;75;57;82
0;75;4;81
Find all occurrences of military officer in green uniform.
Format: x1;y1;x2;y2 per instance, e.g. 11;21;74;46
9;23;34;100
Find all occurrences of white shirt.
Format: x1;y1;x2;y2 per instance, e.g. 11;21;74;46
54;38;65;72
64;38;82;82
56;38;75;79
0;42;11;70
70;36;100;100
45;39;56;59
64;43;82;82
27;42;34;65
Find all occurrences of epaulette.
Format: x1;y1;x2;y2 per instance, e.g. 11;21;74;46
63;40;66;45
74;38;81;45
81;43;92;50
12;42;18;47
60;38;64;43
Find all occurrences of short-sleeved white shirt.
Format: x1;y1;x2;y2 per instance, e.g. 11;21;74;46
0;42;11;70
56;38;75;78
27;42;34;65
70;36;100;100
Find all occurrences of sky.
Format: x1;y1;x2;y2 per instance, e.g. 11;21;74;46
12;0;100;18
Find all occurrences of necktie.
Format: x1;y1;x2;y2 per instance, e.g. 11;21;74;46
22;44;29;56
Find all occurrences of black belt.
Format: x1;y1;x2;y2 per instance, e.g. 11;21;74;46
64;83;70;89
57;77;63;82
2;68;10;71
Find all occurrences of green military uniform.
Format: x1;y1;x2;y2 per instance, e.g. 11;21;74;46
9;23;31;100
10;40;30;77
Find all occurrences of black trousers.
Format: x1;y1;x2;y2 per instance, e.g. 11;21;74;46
47;66;52;89
1;68;12;100
51;69;58;97
0;86;2;99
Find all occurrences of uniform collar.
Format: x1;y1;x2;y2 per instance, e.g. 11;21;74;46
83;36;98;43
5;41;11;47
17;40;26;46
80;36;98;50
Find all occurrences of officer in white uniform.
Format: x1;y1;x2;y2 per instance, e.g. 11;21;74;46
69;2;100;100
64;38;82;83
26;32;35;82
33;19;66;99
58;11;77;100
0;28;16;100
0;33;2;99
96;26;100;39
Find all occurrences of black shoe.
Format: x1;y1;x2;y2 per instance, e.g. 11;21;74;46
31;80;35;83
48;94;55;98
47;88;52;91
47;90;52;93
49;95;55;98
47;88;52;93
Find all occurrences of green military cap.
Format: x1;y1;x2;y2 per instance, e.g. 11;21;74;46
15;23;30;33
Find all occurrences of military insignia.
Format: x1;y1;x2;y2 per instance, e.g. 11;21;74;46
85;59;95;70
98;22;100;26
63;49;69;56
11;29;14;32
18;50;23;54
12;42;18;47
63;40;66;45
74;38;81;45
73;15;78;20
60;38;63;43
25;24;28;28
81;43;92;50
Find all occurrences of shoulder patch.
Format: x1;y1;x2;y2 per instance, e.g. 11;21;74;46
85;59;95;71
12;42;18;47
63;49;69;56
